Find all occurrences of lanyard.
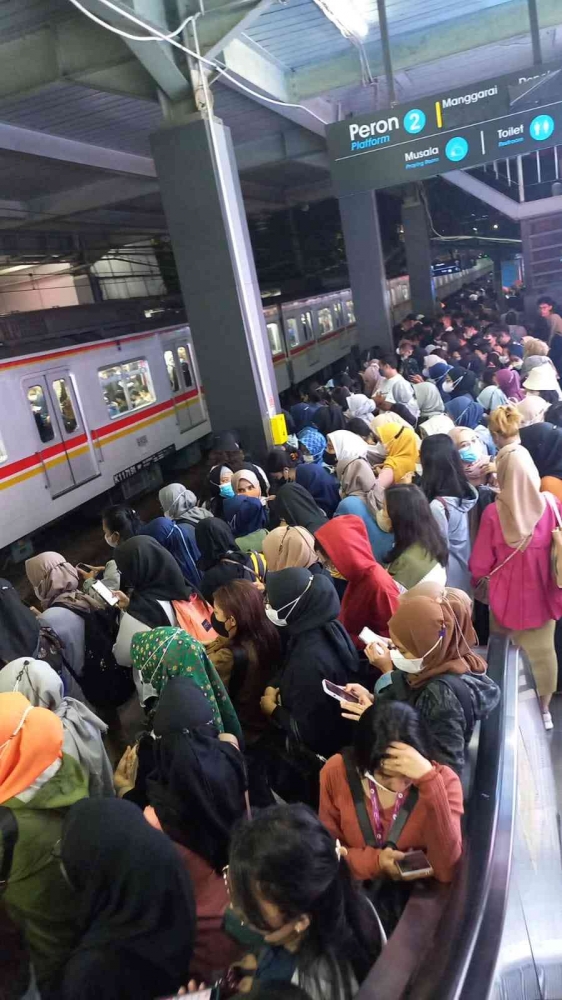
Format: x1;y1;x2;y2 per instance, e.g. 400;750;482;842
367;778;408;845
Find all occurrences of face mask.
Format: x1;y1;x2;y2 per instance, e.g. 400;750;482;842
459;447;479;464
265;578;312;627
276;476;288;487
389;630;444;675
220;483;235;498
442;380;454;393
511;359;523;369
324;451;337;467
303;454;315;464
104;533;118;549
211;612;230;638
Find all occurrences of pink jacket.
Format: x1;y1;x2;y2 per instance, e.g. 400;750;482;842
470;498;562;630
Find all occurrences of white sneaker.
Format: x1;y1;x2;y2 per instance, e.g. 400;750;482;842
543;711;554;731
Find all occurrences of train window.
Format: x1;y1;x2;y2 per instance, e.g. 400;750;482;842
99;358;156;419
27;385;54;443
286;318;299;349
333;302;344;328
177;347;194;388
52;379;77;434
318;307;334;335
300;311;314;341
345;300;355;324
164;350;179;392
267;322;283;354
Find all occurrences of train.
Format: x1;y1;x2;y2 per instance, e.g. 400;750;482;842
0;258;493;553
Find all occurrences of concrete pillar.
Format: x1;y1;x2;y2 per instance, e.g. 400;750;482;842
339;190;393;355
402;190;436;317
150;114;279;457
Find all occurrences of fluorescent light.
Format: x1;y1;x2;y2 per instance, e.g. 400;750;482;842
313;0;369;39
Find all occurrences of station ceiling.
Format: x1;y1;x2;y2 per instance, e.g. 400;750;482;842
0;0;558;262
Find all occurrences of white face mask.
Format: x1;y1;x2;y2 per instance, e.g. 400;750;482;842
303;454;315;464
104;532;118;549
265;578;313;627
442;380;454;394
389;631;445;675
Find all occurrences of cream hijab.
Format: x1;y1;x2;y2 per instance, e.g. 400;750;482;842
496;443;546;549
262;526;318;571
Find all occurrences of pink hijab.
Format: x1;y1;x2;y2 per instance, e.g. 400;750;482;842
25;552;97;611
496;368;524;402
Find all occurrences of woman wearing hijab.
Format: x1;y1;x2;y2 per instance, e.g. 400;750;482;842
495;367;525;402
0;578;41;667
59;798;196;1000
143;678;246;981
25;552;99;690
443;367;478;401
477;370;509;413
263;525;322;574
261;569;360;760
449;426;494;488
312;400;346;436
131;626;241;739
195;518;266;603
470;442;562;727
520;422;562;500
346;393;376;422
372;423;419;489
297;426;327;465
266;448;340;517
327;429;369;464
345;586;500;773
516;394;549;427
140;516;202;590
0;691;89;988
333;460;395;563
391;378;420;420
315;515;400;646
159;482;212;528
414;381;445;423
269;482;328;534
224;470;269;552
423;356;452;399
0;657;113;797
112;537;193;705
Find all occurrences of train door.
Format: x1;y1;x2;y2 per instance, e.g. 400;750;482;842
164;339;205;432
23;370;99;497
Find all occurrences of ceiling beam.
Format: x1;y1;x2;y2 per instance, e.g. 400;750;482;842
0;122;157;176
190;0;278;62
293;0;562;100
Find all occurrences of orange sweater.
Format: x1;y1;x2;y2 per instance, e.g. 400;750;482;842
319;755;463;884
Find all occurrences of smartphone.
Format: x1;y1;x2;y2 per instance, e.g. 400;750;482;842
76;562;93;571
396;850;434;880
359;627;390;652
322;679;360;704
161;990;220;1000
91;579;119;607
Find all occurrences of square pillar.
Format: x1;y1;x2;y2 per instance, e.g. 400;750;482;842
402;191;436;317
339;190;393;355
151;114;279;458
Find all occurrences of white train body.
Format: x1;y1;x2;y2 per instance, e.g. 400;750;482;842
0;260;492;549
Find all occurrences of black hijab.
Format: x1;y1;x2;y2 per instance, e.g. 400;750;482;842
0;579;40;666
61;798;195;999
448;366;477;399
267;569;359;673
313;403;346;436
270;483;328;534
195;517;247;571
148;677;247;873
521;422;562;480
115;536;191;628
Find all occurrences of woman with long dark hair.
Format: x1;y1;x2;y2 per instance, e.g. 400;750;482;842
420;434;478;592
384;485;448;590
320;700;463;886
208;579;281;743
195;518;266;602
227;803;382;999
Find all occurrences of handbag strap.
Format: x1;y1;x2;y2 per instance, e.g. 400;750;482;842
385;787;419;849
489;532;529;578
545;492;562;529
0;806;18;894
342;748;378;848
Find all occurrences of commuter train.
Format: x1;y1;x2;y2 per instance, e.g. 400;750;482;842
0;259;492;553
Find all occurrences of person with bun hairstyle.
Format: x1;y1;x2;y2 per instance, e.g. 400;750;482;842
470;405;562;729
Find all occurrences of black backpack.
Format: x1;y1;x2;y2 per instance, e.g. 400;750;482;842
57;604;135;709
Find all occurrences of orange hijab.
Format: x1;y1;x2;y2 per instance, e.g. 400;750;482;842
0;691;63;803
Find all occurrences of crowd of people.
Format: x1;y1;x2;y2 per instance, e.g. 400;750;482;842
1;283;562;1000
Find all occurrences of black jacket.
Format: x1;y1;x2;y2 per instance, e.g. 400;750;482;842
377;670;500;773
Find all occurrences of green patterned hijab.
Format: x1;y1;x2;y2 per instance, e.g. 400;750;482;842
131;627;242;740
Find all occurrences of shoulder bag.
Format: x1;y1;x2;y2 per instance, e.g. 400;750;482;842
544;493;562;588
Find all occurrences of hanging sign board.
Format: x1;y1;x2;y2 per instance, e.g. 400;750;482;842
327;61;562;195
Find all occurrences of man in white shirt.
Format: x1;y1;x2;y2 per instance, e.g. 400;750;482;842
374;355;415;406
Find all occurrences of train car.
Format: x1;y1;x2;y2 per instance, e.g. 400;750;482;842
0;323;210;551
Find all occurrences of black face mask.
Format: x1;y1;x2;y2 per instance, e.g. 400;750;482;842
275;476;288;488
211;612;230;638
324;451;337;467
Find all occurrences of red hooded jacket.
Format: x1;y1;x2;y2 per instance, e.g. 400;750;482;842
315;515;399;646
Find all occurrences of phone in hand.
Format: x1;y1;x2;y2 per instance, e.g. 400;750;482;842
76;562;93;572
91;580;119;606
322;679;360;704
396;850;434;880
359;627;390;653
